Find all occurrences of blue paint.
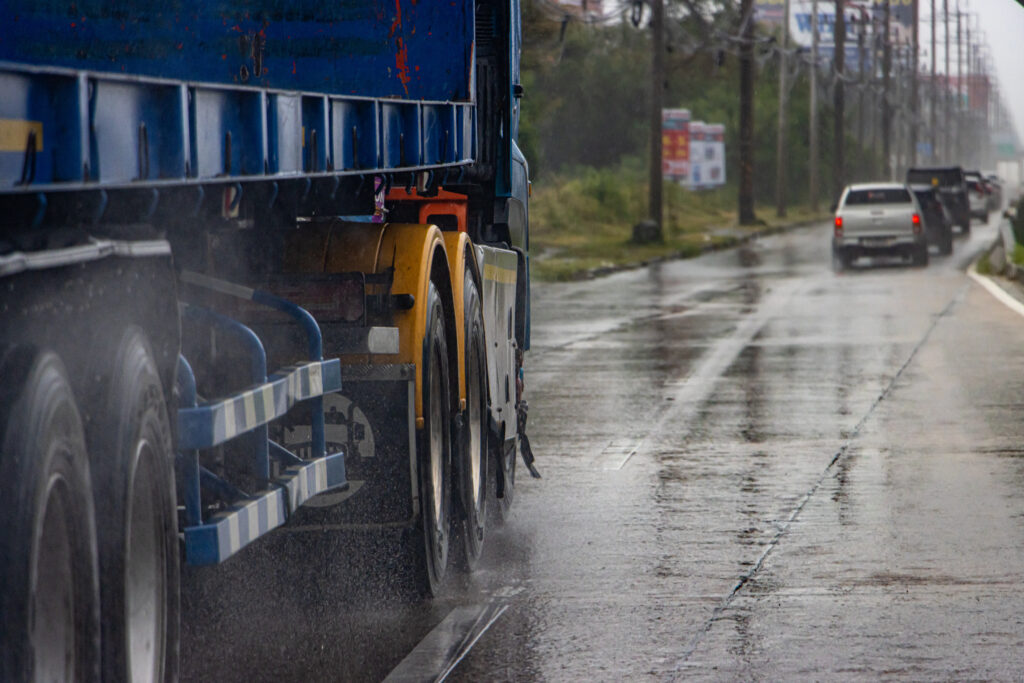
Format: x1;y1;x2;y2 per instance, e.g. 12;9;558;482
1;1;472;102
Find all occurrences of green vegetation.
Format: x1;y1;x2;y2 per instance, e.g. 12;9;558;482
530;161;827;280
976;252;993;275
518;3;868;279
1010;243;1024;267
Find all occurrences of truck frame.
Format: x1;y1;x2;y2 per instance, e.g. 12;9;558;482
0;1;532;680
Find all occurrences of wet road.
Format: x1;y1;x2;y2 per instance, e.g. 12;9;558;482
183;214;1024;680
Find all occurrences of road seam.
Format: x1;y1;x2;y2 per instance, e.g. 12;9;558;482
669;283;969;676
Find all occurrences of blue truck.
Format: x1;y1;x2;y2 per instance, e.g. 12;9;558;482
0;1;533;679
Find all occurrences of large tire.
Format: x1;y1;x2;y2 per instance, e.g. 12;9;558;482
0;350;101;682
940;227;954;255
832;248;852;272
410;281;453;596
87;329;179;682
911;243;929;267
454;269;488;571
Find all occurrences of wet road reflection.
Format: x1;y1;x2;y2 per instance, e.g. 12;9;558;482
185;215;1024;680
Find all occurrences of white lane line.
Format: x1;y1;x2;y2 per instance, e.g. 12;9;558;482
601;279;803;471
384;601;508;683
967;260;1024;319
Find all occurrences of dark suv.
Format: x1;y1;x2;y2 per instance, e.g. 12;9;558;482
906;166;971;234
910;185;955;255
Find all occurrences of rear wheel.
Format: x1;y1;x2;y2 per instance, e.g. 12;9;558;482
911;244;929;267
941;229;954;255
455;270;488;570
832;248;852;272
410;281;453;596
88;329;179;683
0;350;101;682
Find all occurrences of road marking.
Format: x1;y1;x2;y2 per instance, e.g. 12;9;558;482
384;601;508;682
601;279;802;470
966;260;1024;319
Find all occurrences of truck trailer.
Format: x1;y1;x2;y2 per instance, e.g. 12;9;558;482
0;1;534;679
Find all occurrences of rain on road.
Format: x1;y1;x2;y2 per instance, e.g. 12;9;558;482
184;216;1024;680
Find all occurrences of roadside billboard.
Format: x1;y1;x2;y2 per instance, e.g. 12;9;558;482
689;122;726;189
662;109;691;182
756;0;914;66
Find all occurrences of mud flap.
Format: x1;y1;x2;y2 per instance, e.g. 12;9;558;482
517;399;541;480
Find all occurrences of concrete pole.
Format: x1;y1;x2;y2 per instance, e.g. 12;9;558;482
910;0;919;167
810;0;819;210
647;0;664;237
834;0;846;199
955;5;962;163
739;0;757;223
944;0;950;161
882;0;892;178
931;0;937;160
857;17;866;179
776;0;790;217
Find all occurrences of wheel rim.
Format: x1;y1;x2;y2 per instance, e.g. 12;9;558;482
467;342;484;519
126;440;165;682
428;345;445;553
33;475;76;682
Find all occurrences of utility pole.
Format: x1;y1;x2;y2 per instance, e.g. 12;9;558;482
857;14;867;178
647;0;664;238
930;0;936;160
965;14;972;166
739;0;757;223
833;0;846;199
944;0;950;161
882;0;892;178
910;0;919;167
776;0;790;217
955;4;961;162
810;0;819;211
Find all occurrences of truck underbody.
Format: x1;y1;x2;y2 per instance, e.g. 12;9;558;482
0;0;532;680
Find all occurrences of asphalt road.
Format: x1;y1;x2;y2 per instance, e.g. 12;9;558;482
183;214;1024;681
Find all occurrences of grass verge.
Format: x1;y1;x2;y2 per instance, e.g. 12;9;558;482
529;163;829;281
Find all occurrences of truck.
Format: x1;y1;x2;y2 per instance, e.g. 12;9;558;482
0;1;535;679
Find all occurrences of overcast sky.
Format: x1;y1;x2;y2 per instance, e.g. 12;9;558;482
971;0;1024;144
921;0;1024;146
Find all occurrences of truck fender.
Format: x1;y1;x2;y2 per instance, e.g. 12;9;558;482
376;223;455;423
441;231;485;410
282;220;455;422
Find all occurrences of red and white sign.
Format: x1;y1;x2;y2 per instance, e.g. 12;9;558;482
662;109;690;182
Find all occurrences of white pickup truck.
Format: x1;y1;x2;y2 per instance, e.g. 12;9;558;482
832;183;929;269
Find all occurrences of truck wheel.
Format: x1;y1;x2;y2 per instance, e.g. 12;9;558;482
941;229;954;255
832;248;851;272
911;244;929;267
412;282;453;595
0;349;101;682
88;329;179;683
455;270;487;570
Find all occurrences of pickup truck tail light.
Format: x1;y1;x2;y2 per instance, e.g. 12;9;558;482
834;216;843;237
912;213;922;234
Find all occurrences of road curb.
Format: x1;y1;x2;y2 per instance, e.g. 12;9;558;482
574;217;827;281
967;247;1024;321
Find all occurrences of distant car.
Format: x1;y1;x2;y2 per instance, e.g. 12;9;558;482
832;183;929;269
965;170;990;222
906;166;970;234
985;174;1003;211
910;185;954;255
